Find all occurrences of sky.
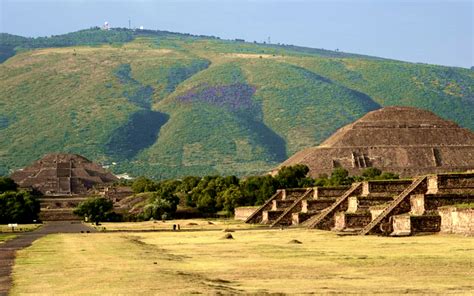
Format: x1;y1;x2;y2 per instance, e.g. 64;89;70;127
0;0;472;68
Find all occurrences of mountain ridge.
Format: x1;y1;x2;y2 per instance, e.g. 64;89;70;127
1;28;473;178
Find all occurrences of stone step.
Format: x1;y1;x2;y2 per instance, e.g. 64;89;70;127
292;211;321;225
271;199;295;210
347;196;394;213
262;210;284;224
334;211;372;232
302;199;336;212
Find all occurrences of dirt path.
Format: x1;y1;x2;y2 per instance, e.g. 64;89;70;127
0;221;96;296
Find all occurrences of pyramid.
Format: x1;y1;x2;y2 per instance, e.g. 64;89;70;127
11;153;118;195
274;106;474;177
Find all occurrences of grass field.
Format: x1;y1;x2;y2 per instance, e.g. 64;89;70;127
94;219;263;231
0;224;41;233
11;228;473;295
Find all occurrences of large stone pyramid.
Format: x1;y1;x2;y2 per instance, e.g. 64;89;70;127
274;106;474;177
11;153;118;195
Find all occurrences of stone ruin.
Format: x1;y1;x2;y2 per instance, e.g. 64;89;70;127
10;153;119;221
273;106;474;178
245;172;473;236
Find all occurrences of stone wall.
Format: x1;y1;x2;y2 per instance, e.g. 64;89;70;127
313;187;348;199
427;173;474;194
234;206;259;221
410;215;441;233
361;180;412;196
391;214;441;236
439;206;473;235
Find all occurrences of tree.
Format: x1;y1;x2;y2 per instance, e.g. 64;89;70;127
73;197;114;225
0;177;18;194
141;195;177;220
274;165;310;188
0;191;40;223
131;176;157;193
240;175;278;206
218;185;244;213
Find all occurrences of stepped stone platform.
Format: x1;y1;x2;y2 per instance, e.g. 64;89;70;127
10;153;124;221
272;106;474;178
245;173;474;236
11;153;118;196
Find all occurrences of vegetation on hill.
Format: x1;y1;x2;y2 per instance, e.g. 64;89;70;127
0;28;473;178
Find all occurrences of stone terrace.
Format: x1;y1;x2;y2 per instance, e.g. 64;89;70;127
245;172;474;236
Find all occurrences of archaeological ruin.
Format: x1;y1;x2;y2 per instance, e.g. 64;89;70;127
244;172;473;236
10;153;119;221
273;106;474;178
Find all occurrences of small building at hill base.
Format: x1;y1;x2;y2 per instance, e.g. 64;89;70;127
274;106;474;178
10;153;118;196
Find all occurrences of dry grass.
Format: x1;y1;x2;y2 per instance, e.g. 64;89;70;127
11;228;473;295
0;224;42;233
95;219;263;231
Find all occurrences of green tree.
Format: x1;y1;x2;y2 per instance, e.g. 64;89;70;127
274;164;310;188
141;195;177;220
240;175;278;206
0;177;18;194
73;197;114;225
0;191;40;223
218;185;244;213
131;176;157;193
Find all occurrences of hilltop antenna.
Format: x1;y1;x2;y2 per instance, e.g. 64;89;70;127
128;18;131;30
268;36;271;44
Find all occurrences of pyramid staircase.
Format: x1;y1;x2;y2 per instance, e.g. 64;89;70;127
270;188;313;227
244;172;473;235
245;190;284;224
358;176;427;235
330;180;413;233
304;182;363;230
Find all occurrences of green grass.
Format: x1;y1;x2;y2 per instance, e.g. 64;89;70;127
1;29;473;178
11;228;474;295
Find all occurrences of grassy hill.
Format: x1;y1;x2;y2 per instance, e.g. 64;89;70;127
0;28;473;178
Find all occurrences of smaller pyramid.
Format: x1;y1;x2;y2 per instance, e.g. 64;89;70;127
274;106;474;177
11;153;118;195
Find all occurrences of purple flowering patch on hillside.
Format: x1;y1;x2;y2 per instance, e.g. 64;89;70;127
178;83;257;111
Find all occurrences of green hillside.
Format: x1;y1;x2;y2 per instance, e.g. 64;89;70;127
0;28;473;178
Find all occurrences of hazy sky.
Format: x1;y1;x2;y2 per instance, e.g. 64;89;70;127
1;0;472;68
